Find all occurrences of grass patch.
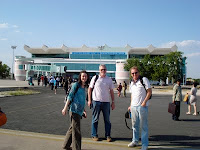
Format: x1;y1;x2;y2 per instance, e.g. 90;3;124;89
0;90;40;96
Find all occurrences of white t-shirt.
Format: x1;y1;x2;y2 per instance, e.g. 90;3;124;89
89;75;114;102
129;77;151;106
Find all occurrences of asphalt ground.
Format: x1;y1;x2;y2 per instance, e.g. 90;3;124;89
0;85;200;149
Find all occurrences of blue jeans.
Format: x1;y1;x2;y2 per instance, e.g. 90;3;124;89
91;101;111;137
131;106;148;147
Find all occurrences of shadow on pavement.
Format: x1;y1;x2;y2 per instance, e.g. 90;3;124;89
109;138;131;142
150;135;200;147
181;119;200;122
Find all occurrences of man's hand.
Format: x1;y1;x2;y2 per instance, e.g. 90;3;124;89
88;100;92;107
141;101;147;107
111;102;115;110
128;106;131;111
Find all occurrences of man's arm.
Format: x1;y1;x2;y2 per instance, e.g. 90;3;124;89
128;94;132;111
172;85;177;102
141;88;152;107
88;87;92;107
110;89;115;110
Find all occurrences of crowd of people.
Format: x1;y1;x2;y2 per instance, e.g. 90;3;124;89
28;75;74;95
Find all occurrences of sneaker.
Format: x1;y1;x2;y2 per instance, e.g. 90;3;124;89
128;141;138;147
193;113;197;116
186;112;191;115
92;136;99;141
107;136;112;142
141;146;148;150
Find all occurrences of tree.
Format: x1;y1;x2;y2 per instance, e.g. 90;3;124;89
124;57;143;79
151;56;168;82
165;51;186;83
124;51;185;84
0;63;10;78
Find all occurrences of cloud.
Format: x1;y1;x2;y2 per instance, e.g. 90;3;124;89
160;40;200;57
0;38;8;41
12;25;19;28
0;23;9;29
185;52;200;57
0;23;19;29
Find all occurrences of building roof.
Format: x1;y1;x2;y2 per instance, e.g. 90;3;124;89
24;44;177;55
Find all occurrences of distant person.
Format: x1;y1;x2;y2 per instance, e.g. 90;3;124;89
88;64;115;142
64;77;69;94
128;66;152;150
54;77;57;94
41;75;44;86
37;76;41;86
44;76;48;87
62;70;89;150
49;77;54;90
117;83;122;97
56;76;60;87
29;76;33;86
186;82;198;115
172;79;182;121
122;81;127;97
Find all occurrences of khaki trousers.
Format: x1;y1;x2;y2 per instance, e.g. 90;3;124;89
63;112;81;150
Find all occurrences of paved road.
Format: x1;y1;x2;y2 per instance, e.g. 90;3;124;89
1;86;200;149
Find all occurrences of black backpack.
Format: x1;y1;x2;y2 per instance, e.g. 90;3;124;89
139;76;152;100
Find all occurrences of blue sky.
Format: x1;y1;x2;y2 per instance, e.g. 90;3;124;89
0;0;200;78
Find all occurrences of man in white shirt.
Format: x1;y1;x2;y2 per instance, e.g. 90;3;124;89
128;66;152;150
88;64;115;142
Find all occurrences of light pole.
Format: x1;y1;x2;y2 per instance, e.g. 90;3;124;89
11;46;17;80
98;46;104;63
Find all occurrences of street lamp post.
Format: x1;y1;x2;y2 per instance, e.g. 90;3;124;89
11;46;17;80
98;46;104;63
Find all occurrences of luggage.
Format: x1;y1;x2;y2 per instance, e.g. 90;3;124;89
0;110;7;127
168;103;176;114
183;94;189;102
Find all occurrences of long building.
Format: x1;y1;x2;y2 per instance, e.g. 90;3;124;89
14;44;183;84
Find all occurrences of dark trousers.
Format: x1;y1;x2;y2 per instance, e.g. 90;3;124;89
172;101;180;120
63;112;81;150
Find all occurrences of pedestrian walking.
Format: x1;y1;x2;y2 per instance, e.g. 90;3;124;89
37;76;41;86
41;75;44;86
54;77;57;94
49;77;54;90
61;70;89;150
128;66;152;150
122;81;127;97
186;82;198;115
64;77;69;94
88;64;115;142
117;83;122;97
44;76;48;87
172;79;182;121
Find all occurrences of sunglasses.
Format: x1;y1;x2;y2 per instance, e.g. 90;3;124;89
131;72;138;75
101;69;106;71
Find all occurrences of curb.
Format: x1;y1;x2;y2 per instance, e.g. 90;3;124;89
0;129;200;150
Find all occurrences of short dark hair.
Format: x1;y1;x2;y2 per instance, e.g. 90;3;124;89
177;79;181;82
193;82;198;87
